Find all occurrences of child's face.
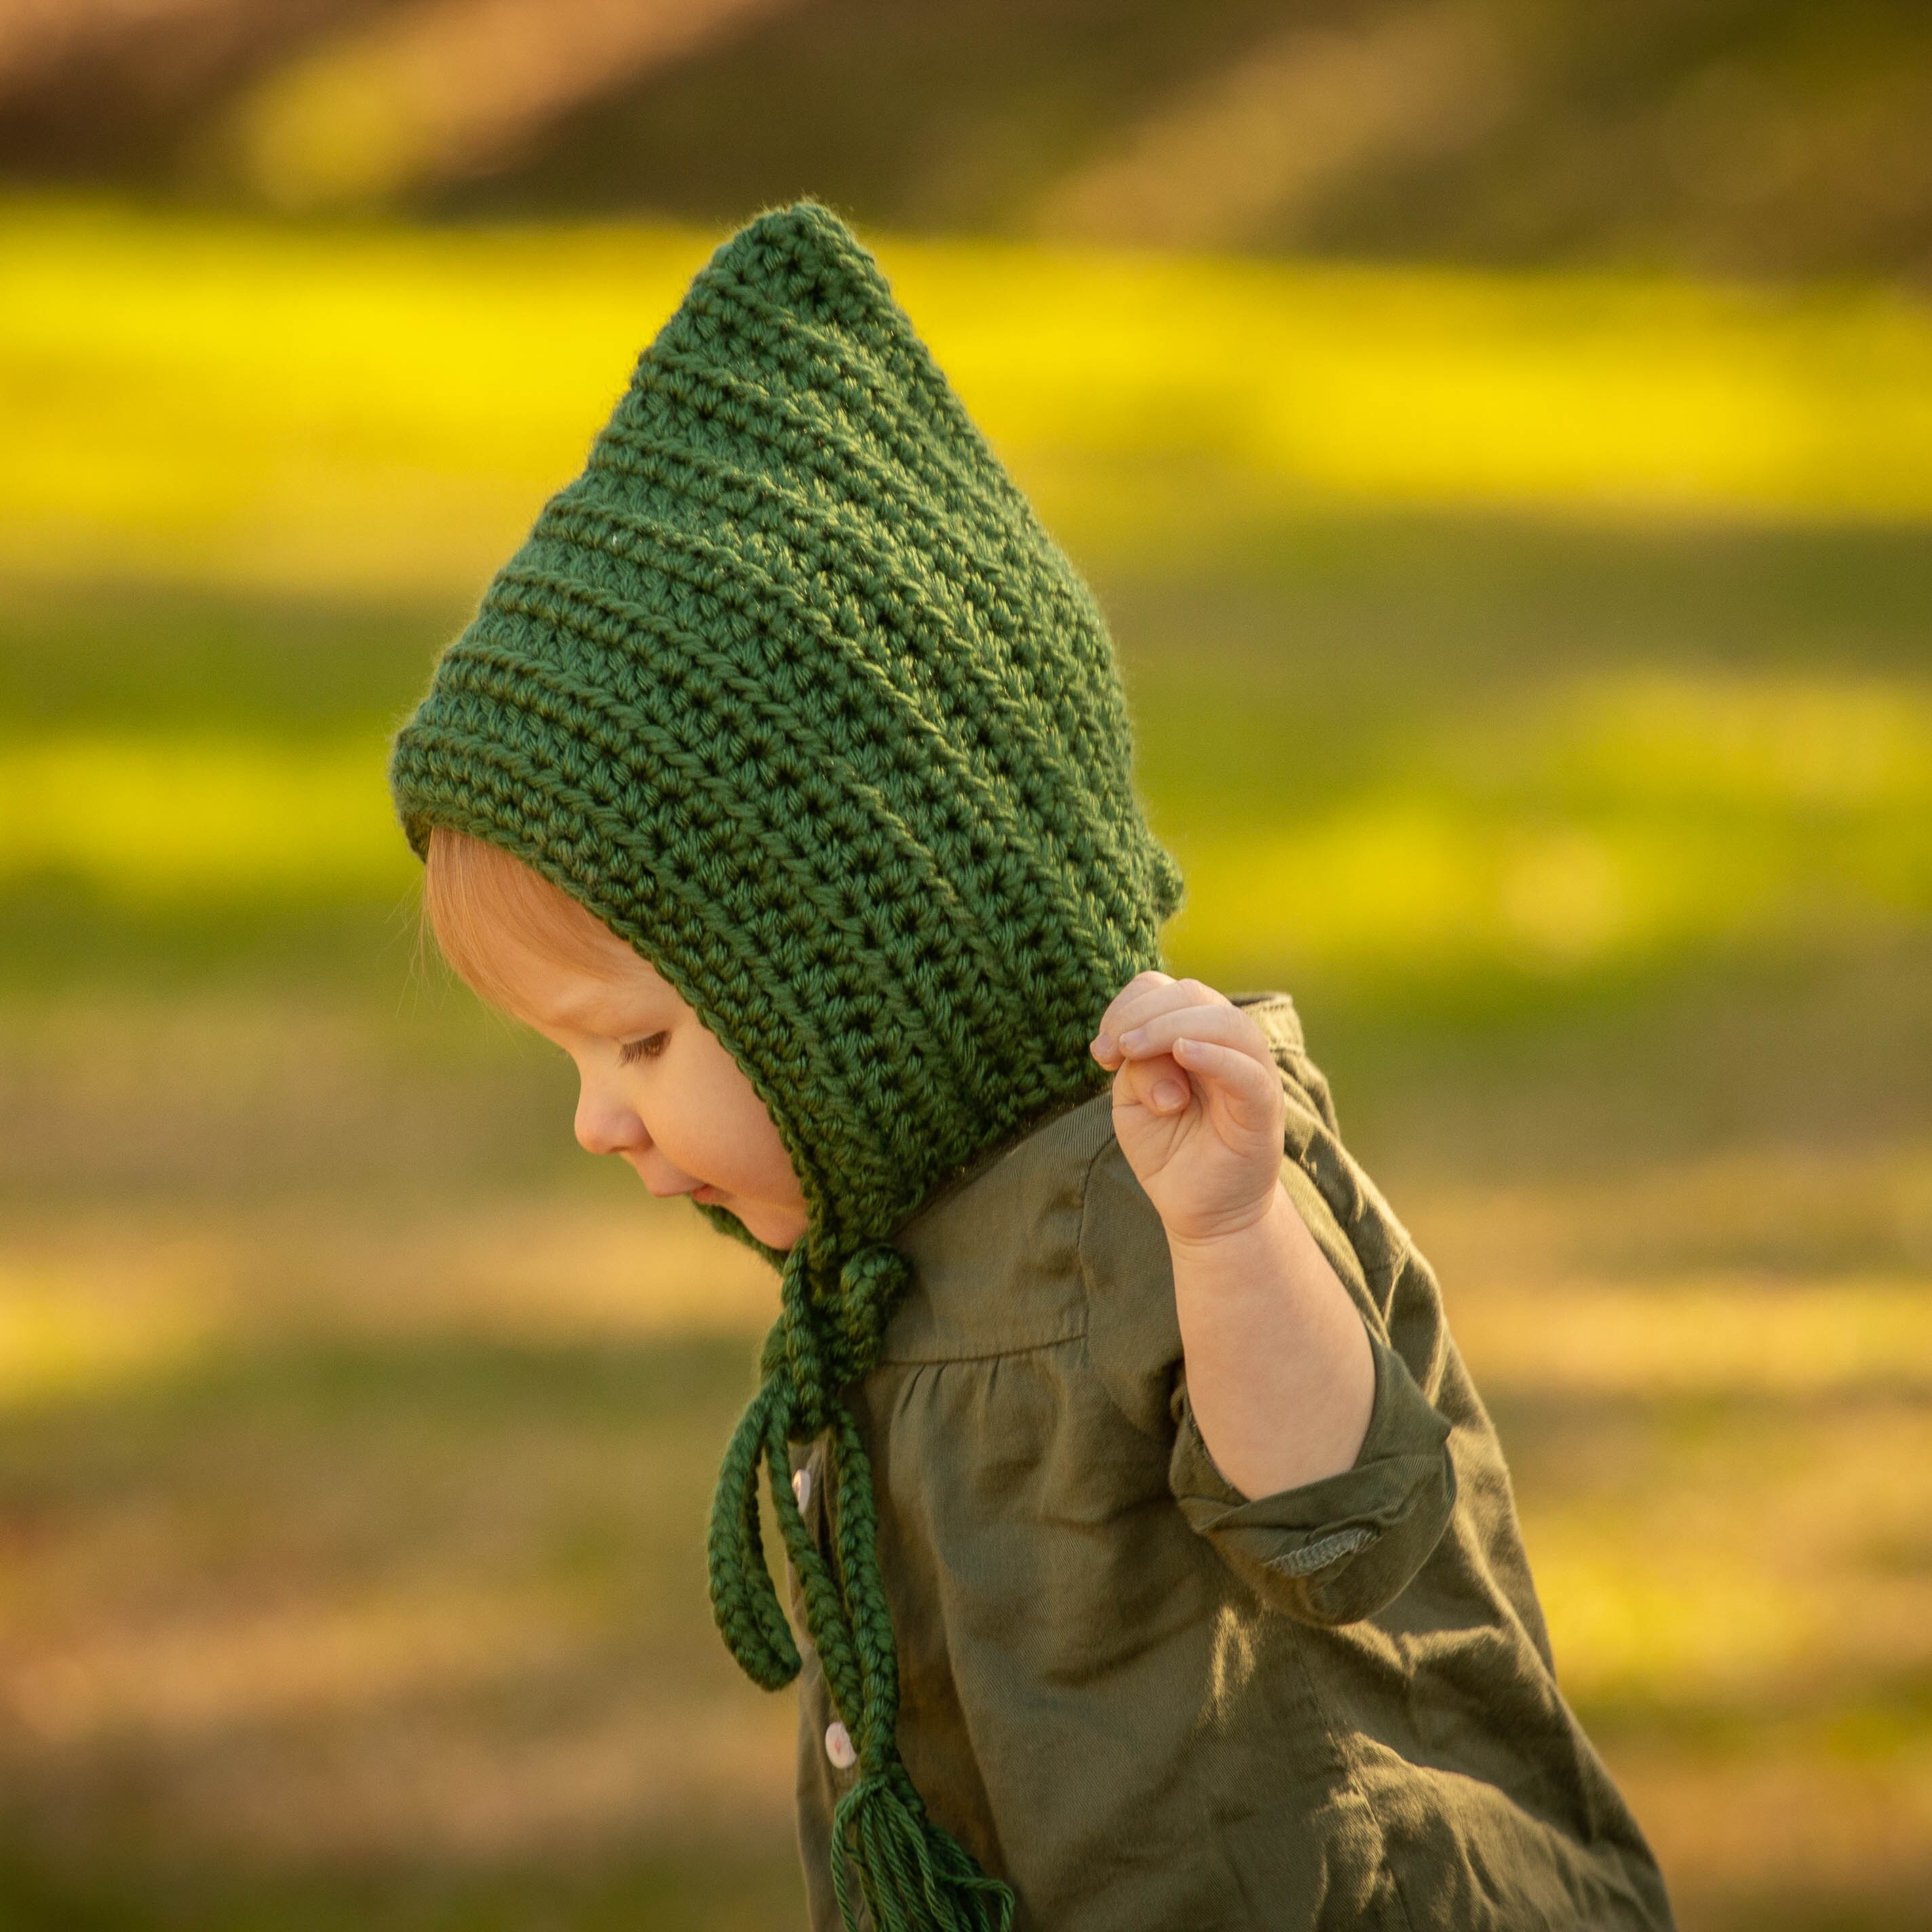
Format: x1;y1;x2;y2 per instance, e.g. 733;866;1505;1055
492;916;810;1251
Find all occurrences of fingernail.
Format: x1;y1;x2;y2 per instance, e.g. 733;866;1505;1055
1089;1032;1113;1061
1120;1026;1147;1051
1172;1037;1195;1061
1153;1080;1186;1110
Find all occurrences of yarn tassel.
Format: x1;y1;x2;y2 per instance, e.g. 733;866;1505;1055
832;1767;1016;1932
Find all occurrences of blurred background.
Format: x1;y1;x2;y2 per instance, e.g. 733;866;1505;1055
3;2;1931;1927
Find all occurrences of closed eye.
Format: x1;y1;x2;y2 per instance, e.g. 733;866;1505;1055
618;1032;669;1066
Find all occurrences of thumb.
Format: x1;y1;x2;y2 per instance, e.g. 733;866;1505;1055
1117;1051;1193;1119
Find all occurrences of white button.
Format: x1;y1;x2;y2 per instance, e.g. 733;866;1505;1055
792;1466;812;1511
824;1720;856;1770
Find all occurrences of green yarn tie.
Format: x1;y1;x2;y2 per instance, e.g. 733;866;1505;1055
708;1243;1016;1932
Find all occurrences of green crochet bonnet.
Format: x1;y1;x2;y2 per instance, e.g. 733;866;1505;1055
389;200;1180;1930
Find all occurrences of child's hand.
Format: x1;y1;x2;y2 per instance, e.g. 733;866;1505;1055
1091;972;1286;1246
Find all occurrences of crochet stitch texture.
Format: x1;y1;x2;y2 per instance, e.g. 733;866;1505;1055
390;200;1181;1931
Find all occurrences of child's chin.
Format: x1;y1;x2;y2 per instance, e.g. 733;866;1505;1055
731;1202;806;1250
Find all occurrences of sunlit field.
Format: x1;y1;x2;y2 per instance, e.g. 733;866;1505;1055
3;200;1931;1931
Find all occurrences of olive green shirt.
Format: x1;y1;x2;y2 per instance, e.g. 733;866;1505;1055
786;995;1674;1931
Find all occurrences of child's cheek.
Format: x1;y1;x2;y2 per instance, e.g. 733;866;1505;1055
663;1047;801;1208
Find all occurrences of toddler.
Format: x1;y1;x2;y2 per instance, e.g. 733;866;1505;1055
390;202;1674;1932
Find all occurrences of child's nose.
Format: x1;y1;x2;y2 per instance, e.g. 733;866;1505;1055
574;1079;649;1157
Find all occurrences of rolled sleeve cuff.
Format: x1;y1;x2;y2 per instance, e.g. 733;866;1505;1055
1169;1330;1457;1626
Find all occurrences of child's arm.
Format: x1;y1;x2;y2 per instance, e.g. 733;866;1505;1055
1091;973;1376;1501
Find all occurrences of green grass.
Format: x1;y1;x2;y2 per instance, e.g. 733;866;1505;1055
1;204;1930;1929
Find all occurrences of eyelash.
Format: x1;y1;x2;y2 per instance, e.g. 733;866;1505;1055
618;1032;669;1066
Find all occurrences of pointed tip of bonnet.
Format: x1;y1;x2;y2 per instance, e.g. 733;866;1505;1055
682;197;896;341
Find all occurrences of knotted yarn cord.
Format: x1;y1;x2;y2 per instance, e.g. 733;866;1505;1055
708;1243;1016;1932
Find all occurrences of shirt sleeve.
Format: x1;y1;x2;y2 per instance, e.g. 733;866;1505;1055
1165;1327;1456;1626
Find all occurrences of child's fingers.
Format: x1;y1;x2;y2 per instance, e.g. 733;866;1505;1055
1169;1034;1281;1128
1110;1001;1271;1070
1115;1051;1192;1117
1091;972;1176;1062
1113;1031;1279;1134
1091;975;1231;1067
1110;975;1231;1037
1110;969;1176;1010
